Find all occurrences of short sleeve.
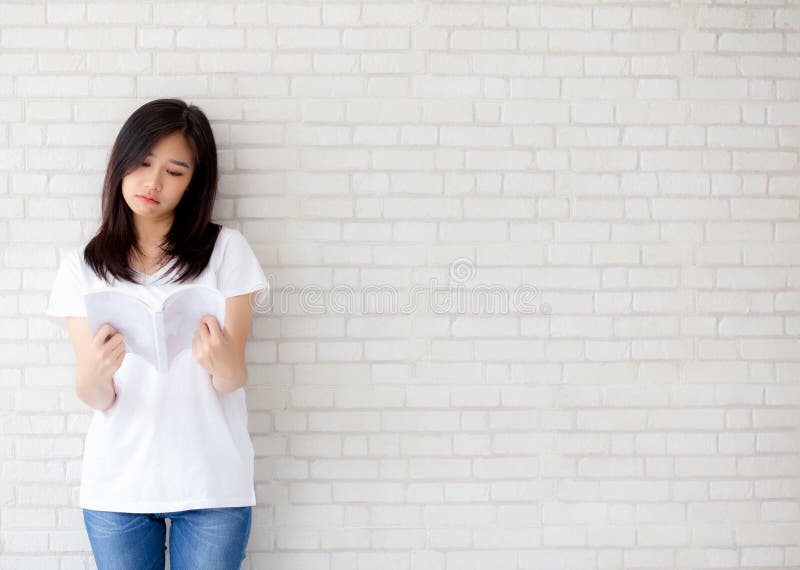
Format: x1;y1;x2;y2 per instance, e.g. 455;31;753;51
45;247;88;331
216;229;269;299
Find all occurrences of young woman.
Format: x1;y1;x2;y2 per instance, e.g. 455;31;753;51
45;99;268;569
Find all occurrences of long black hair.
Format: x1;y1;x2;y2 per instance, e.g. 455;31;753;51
84;98;221;285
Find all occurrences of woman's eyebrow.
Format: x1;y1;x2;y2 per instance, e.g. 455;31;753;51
147;152;190;169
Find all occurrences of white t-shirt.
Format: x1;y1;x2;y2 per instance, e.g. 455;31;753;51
45;225;269;513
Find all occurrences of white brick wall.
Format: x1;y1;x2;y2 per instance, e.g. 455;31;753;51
3;1;800;568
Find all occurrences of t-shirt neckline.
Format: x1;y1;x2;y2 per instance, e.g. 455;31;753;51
134;258;175;283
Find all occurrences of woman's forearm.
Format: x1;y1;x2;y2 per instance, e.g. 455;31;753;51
75;368;117;411
211;364;247;393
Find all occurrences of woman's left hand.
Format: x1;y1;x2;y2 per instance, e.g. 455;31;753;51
192;315;240;379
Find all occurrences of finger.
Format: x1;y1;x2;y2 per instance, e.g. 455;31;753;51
191;335;204;358
203;316;222;341
95;323;109;339
112;343;126;362
106;333;124;350
104;341;122;361
103;339;124;361
95;324;115;346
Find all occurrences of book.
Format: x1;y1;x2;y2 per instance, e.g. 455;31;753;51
84;284;226;373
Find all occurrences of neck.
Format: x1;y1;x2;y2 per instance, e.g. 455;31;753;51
134;215;173;249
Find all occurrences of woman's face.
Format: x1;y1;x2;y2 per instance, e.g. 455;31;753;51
121;131;194;224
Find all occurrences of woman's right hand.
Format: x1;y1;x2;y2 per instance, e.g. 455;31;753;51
65;318;123;411
82;323;127;380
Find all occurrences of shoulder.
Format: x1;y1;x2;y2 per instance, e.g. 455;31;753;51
60;240;115;288
210;225;250;266
59;244;88;273
217;224;238;244
209;226;268;297
49;243;90;294
215;225;251;254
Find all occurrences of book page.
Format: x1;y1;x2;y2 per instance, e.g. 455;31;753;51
162;286;226;366
84;290;158;369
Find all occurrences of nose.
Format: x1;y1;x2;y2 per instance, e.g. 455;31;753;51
146;171;163;191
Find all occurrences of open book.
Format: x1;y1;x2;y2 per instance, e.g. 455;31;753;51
84;284;226;373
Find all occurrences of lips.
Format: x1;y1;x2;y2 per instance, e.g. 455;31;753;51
138;195;159;204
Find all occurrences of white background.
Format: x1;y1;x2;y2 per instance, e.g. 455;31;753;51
2;1;800;569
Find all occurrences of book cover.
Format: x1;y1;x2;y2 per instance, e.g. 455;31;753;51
84;284;226;372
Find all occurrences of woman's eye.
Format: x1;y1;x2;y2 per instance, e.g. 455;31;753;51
140;163;182;177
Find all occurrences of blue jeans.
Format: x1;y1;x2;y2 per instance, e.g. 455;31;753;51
82;506;252;570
